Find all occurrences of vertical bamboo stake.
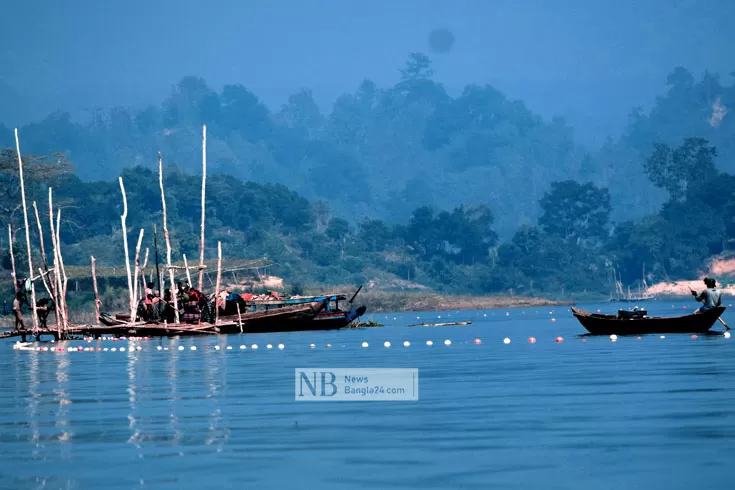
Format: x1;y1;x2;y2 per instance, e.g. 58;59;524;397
236;302;243;333
132;228;144;321
198;124;207;291
49;188;64;336
183;254;193;288
56;209;69;329
140;248;149;295
15;129;38;332
8;224;17;294
32;202;55;297
91;256;100;324
215;241;222;324
119;177;134;323
33;201;60;331
158;152;179;323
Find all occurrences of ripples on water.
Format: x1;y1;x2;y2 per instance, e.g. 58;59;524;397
0;301;733;489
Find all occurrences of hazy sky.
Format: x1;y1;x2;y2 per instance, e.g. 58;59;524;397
1;0;733;146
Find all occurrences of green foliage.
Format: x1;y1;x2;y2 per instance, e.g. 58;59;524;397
539;180;611;245
5;59;735;301
643;138;717;200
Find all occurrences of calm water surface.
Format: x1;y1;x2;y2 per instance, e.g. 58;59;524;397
0;300;733;489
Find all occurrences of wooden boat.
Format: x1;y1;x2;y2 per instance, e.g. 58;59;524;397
216;300;329;334
235;291;367;330
96;300;328;336
571;306;726;335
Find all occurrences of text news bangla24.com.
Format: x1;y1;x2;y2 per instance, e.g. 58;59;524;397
295;368;419;401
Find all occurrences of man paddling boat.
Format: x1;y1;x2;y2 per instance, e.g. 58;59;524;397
691;277;722;313
690;277;729;329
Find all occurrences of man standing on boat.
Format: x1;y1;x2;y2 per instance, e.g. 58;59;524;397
691;277;722;313
12;291;24;331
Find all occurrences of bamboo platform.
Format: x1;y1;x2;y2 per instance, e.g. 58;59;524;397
1;321;225;341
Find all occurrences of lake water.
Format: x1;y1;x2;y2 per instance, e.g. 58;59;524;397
0;300;733;489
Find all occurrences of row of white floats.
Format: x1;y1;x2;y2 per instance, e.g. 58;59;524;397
14;331;731;352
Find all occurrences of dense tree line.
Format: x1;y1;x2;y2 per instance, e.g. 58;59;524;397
1;54;734;299
0;137;733;300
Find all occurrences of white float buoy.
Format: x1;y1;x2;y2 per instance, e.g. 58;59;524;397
610;334;618;341
226;345;233;350
278;343;285;350
111;347;117;352
240;345;246;350
384;341;391;348
178;346;184;351
724;331;731;339
251;344;258;350
156;346;162;351
214;345;220;350
361;341;369;348
120;347;126;352
503;337;511;344
426;340;433;346
444;339;451;346
190;346;197;351
660;335;666;339
403;341;410;347
267;344;273;349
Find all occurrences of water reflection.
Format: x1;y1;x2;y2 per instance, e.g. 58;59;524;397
205;336;229;450
127;342;141;451
167;337;182;447
55;353;72;455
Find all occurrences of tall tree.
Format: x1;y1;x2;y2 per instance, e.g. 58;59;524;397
539;180;611;245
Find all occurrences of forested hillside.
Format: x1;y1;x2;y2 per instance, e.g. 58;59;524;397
1;54;734;299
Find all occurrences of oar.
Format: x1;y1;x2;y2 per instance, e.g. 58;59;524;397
689;286;730;330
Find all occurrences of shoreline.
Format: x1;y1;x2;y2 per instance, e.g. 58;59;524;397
359;292;571;313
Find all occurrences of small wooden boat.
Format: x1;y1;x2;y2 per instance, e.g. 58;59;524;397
571;306;726;335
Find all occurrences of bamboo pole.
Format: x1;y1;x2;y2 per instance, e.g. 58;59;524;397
32;202;55;298
37;267;53;298
32;201;60;332
132;228;144;321
183;254;193;288
8;224;17;294
140;248;149;295
198;124;207;291
215;241;222;324
14;129;38;332
48;189;64;336
158;152;179;323
56;209;69;329
119;177;134;324
236;302;243;333
91;256;100;324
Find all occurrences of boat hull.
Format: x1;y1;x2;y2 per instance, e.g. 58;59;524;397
571;306;726;335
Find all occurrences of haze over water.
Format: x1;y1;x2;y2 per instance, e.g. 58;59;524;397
1;301;732;489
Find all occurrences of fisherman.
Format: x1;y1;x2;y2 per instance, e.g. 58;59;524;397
13;291;24;331
144;282;155;319
691;277;722;313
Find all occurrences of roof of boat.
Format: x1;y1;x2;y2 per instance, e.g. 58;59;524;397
242;294;348;305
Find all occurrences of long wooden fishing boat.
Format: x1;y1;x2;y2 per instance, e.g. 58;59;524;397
571;306;726;335
95;300;328;336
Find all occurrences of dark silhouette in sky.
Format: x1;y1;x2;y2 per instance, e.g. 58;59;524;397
0;0;733;146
